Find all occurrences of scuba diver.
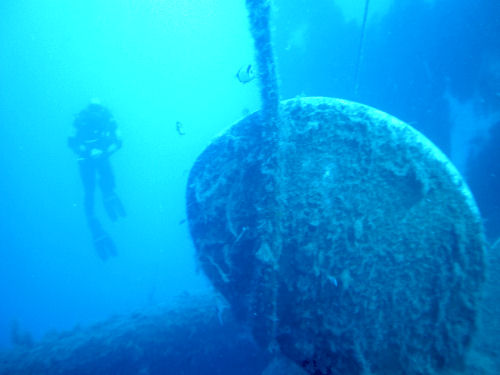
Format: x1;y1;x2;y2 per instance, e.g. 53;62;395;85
68;101;126;260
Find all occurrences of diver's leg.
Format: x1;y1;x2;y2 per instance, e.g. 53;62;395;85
78;160;96;223
87;216;118;260
98;159;126;221
79;160;117;260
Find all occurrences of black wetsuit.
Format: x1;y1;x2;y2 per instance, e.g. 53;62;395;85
69;104;125;259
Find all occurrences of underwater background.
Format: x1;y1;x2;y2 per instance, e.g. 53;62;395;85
0;0;498;373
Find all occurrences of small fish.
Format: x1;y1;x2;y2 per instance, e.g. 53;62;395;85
327;275;338;287
236;64;256;84
241;107;250;117
175;121;186;135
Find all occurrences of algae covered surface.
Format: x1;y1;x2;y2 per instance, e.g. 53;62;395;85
187;97;486;374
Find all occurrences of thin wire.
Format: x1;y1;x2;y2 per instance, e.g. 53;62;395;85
354;0;370;98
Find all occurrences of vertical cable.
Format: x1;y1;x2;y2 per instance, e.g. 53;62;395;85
354;0;371;98
245;0;283;351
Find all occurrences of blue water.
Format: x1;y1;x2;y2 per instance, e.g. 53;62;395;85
0;0;498;370
0;0;261;347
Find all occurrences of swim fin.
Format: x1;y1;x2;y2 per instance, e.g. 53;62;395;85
103;194;126;222
89;218;118;260
93;232;117;260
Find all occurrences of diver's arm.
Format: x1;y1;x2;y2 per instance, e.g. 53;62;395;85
89;129;121;159
68;135;88;158
83;133;120;160
105;128;122;155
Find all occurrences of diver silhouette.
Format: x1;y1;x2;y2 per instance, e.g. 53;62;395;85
68;101;126;260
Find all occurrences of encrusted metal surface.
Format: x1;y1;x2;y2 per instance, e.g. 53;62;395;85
186;97;486;375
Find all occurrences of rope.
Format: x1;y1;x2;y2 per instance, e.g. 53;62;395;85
245;0;280;126
245;0;283;352
354;0;371;97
